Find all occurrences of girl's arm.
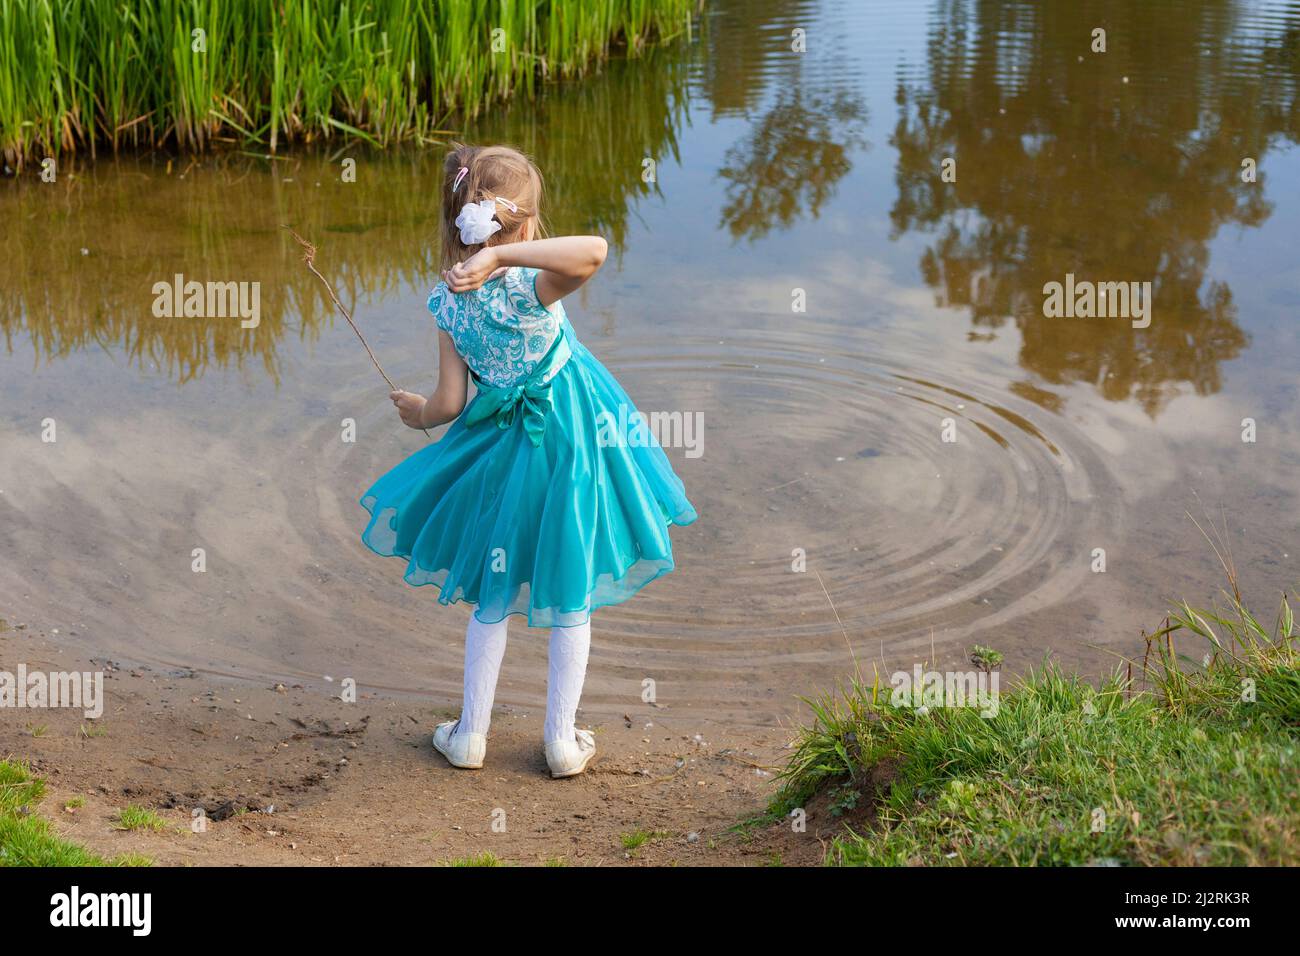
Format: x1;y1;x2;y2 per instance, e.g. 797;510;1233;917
390;330;469;430
441;236;608;305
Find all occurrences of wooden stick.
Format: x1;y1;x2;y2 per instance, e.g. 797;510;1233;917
284;225;398;389
283;225;429;438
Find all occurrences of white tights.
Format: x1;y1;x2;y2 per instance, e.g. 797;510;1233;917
458;611;591;745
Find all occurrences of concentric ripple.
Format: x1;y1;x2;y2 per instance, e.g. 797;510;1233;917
0;312;1128;729
247;320;1122;726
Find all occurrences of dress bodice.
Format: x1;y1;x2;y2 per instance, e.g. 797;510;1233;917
427;266;566;388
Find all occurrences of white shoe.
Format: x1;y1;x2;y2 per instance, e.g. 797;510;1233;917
545;729;596;778
432;720;486;769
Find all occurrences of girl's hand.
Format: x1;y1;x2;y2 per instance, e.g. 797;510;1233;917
390;390;428;429
442;247;502;293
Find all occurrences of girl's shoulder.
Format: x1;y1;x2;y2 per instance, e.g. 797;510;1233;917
427;266;557;327
489;265;549;316
495;265;536;292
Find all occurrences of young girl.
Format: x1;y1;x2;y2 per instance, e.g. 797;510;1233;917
359;144;697;778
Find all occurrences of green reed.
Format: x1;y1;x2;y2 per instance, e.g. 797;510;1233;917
0;0;699;168
0;38;690;382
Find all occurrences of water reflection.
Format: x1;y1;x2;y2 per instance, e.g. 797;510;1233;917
717;87;867;241
0;50;692;381
696;0;869;240
470;50;693;248
890;0;1298;415
693;0;824;117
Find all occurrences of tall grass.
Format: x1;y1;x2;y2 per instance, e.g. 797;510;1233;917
775;581;1299;866
0;42;688;381
0;0;699;168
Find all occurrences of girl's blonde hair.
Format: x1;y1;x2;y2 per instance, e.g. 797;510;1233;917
441;143;544;269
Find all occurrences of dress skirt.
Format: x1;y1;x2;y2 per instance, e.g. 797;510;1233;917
360;324;697;627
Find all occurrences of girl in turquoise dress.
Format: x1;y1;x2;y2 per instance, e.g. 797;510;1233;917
359;145;696;778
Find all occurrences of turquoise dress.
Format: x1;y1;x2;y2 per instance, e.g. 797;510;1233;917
360;266;697;627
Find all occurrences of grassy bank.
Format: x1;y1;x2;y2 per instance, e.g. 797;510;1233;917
0;0;699;167
0;759;148;865
775;587;1299;866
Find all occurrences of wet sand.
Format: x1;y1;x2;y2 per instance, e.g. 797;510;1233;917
1;628;825;866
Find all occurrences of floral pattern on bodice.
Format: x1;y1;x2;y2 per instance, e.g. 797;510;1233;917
427;266;566;388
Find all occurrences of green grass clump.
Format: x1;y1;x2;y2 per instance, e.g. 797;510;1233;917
775;587;1299;866
112;805;169;832
0;760;150;866
619;828;667;855
0;0;699;167
443;851;504;867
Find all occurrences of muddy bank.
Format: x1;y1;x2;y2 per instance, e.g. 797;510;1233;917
0;627;840;866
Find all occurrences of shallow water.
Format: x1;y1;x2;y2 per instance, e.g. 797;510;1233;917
2;0;1298;728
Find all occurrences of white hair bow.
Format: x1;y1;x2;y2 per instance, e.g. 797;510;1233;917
454;196;519;246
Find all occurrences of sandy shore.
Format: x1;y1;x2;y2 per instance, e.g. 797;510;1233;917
0;625;840;866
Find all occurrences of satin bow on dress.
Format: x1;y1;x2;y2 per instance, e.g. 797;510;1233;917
464;333;573;447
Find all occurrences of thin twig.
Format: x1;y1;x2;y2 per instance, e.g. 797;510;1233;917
284;225;429;438
284;225;398;390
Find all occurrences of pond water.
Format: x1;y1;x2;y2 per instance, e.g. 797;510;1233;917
2;0;1298;728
